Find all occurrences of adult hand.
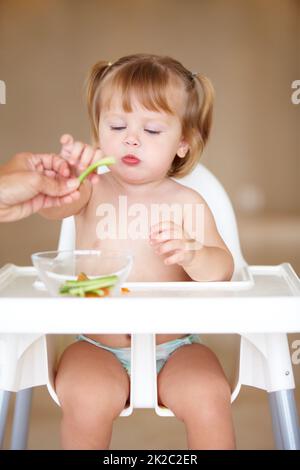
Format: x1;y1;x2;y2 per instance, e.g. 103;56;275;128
60;134;103;184
0;152;80;222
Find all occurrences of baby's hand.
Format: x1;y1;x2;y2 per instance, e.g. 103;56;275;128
149;221;203;267
60;134;104;184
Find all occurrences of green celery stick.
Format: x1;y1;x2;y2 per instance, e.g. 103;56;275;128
78;157;116;184
62;287;106;297
68;283;106;294
68;287;85;297
60;277;118;293
90;289;105;296
64;274;118;287
59;275;118;295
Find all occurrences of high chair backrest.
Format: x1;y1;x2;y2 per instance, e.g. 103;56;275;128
58;163;247;275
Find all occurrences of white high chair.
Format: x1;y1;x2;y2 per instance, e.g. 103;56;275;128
1;163;299;449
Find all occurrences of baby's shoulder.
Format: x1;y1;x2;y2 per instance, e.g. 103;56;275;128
170;179;207;205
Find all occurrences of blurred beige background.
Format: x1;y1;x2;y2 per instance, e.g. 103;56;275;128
0;0;299;450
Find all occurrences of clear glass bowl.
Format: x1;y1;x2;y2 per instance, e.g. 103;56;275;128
31;250;133;297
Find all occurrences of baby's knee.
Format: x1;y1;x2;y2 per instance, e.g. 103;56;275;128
56;374;127;424
164;373;231;422
190;371;231;403
185;374;231;418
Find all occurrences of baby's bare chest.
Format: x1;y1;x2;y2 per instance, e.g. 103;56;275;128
75;186;192;282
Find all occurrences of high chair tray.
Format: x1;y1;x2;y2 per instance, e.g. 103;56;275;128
0;263;300;298
0;263;299;334
0;262;299;297
1;263;255;295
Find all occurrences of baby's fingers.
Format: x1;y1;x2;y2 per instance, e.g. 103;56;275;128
60;134;74;146
91;148;105;165
78;147;105;181
150;227;183;244
150;221;182;240
154;239;183;256
60;134;74;159
70;141;86;165
78;145;96;171
80;147;105;171
60;137;86;172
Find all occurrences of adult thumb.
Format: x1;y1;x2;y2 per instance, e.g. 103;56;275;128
39;174;80;197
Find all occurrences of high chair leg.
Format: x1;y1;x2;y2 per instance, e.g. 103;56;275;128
0;390;11;448
268;392;284;449
269;390;300;450
10;388;32;450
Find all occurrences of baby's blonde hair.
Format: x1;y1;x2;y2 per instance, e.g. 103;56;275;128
86;53;214;178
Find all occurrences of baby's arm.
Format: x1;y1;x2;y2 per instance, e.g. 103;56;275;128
181;195;235;281
149;191;234;281
39;134;103;220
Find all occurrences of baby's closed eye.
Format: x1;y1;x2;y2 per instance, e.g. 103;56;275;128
110;126;161;135
110;126;126;131
144;129;161;135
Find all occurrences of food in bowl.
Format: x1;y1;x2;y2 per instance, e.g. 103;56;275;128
59;272;130;297
59;272;118;297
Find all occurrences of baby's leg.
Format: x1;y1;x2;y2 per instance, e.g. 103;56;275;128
157;343;235;450
55;341;130;449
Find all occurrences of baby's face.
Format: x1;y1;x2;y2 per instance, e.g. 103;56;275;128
98;88;189;184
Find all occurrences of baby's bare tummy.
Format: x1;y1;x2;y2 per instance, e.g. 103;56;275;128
76;183;193;348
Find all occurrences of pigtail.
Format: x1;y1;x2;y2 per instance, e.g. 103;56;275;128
86;61;111;143
169;72;215;178
193;73;215;148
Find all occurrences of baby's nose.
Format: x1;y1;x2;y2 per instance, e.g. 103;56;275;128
124;134;140;147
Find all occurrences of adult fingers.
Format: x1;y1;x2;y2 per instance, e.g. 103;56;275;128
37;173;79;197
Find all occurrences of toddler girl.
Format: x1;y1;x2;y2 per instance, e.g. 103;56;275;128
40;53;235;449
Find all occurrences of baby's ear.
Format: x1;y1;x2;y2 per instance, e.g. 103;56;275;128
177;140;189;159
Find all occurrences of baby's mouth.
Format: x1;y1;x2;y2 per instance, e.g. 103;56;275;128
121;155;141;165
